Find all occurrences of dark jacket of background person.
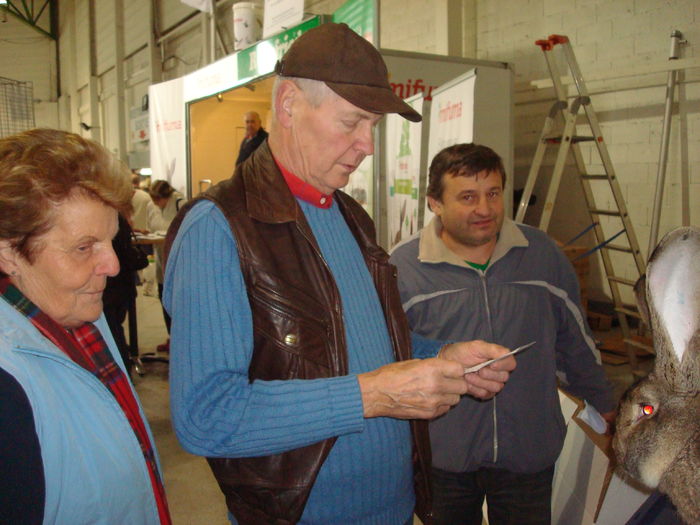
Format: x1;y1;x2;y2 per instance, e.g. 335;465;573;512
235;127;268;166
103;214;148;372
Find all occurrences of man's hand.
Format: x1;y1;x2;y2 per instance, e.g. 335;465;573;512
438;340;516;400
358;358;468;420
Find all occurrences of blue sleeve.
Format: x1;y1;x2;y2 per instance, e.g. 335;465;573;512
411;331;444;359
390;246;445;359
163;201;365;458
550;246;616;413
0;367;45;524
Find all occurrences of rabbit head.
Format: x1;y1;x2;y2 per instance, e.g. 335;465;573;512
613;226;700;524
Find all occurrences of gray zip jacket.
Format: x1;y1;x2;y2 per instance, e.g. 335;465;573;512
390;217;615;474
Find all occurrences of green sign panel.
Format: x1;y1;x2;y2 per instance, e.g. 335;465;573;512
332;0;376;43
237;17;321;81
235;0;376;84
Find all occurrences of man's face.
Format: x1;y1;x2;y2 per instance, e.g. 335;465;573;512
428;170;505;251
287;89;382;195
244;113;261;137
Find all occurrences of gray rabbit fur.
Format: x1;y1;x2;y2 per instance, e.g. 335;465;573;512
612;226;700;525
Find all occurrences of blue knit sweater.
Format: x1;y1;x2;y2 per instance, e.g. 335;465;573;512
164;199;440;524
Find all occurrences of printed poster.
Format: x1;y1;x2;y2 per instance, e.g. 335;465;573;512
422;70;476;226
344;156;373;217
386;93;424;247
148;77;187;197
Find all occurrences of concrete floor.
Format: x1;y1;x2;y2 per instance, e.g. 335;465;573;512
127;282;652;525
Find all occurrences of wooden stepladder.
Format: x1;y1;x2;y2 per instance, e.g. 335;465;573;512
517;34;650;373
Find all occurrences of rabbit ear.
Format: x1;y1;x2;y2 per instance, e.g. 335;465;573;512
634;274;650;327
646;227;700;389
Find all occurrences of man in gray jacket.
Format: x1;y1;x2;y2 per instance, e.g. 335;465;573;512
390;143;616;525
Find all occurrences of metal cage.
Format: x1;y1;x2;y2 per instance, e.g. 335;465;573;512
0;76;35;138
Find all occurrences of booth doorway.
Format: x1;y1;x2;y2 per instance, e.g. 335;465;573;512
188;75;274;195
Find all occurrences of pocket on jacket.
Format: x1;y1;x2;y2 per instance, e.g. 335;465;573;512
248;279;333;375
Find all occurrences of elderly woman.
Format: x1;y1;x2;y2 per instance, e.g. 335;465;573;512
0;129;171;524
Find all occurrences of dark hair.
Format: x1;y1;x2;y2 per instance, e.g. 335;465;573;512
427;143;506;201
149;179;175;200
0;128;132;265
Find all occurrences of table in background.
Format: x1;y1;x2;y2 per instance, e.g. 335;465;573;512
129;235;167;372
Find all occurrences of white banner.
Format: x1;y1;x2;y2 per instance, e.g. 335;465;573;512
386;94;424;247
183;54;238;103
148;77;188;197
263;0;304;39
423;70;476;225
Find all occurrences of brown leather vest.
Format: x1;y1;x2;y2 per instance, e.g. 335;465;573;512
165;143;432;524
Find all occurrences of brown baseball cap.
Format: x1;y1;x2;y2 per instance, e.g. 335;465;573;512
274;23;422;122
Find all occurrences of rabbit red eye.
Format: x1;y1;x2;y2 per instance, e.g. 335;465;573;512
641;404;654;416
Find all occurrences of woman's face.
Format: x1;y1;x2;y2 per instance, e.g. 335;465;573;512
9;194;120;328
152;195;167;210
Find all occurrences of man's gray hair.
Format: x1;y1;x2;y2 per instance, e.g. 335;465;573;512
271;76;334;117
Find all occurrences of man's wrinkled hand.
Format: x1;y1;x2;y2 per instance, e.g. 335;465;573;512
438;340;515;400
358;358;468;420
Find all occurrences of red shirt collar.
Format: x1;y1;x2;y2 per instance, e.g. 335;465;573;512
274;157;333;209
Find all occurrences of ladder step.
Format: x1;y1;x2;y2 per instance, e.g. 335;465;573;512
604;244;633;253
581;174;610;180
623;337;655;353
608;275;636;286
589;208;621;217
544;135;596;144
615;307;642;319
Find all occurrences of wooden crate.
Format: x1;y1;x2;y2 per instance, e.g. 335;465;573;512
587;311;612;331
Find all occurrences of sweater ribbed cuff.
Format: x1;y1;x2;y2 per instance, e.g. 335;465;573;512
326;375;365;435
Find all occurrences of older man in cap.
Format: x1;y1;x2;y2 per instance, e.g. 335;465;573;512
164;23;515;525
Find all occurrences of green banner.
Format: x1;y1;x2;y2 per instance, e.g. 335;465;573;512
237;17;321;81
332;0;376;43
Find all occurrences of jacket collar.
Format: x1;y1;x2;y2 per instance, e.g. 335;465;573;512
241;142;350;223
235;142;387;264
418;216;528;268
275;157;333;209
242;141;303;224
0;298;68;358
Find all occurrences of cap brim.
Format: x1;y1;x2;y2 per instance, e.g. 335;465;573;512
326;82;422;122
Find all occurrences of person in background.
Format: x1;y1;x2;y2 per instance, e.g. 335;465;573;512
130;172;161;298
103;213;148;375
148;180;184;353
235;110;268;166
164;23;515;525
131;171;158;235
0;128;170;524
390;143;616;525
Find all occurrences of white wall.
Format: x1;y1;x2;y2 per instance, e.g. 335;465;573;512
471;0;699;302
